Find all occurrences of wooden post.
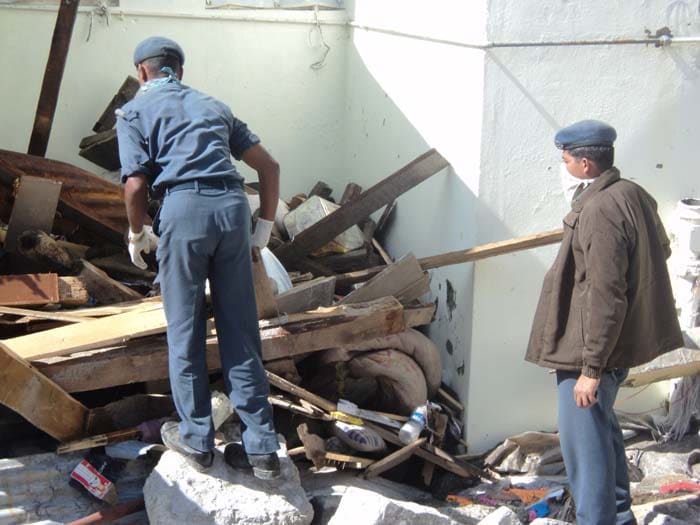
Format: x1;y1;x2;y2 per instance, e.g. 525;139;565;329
27;0;81;157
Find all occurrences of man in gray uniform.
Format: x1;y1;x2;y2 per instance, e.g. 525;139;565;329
526;120;683;524
117;36;281;478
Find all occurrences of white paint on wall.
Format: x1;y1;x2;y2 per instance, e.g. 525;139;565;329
0;2;347;195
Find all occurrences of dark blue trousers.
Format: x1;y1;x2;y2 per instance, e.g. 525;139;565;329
557;370;636;525
157;185;278;455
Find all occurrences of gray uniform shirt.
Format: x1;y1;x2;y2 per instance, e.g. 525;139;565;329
116;82;259;191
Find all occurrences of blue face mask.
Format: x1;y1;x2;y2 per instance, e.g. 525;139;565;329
140;66;180;93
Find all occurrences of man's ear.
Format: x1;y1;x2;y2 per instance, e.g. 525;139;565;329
178;66;184;81
136;64;149;84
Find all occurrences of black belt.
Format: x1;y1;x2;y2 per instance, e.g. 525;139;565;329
164;178;241;195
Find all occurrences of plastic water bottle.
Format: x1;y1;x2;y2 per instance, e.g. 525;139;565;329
399;405;428;444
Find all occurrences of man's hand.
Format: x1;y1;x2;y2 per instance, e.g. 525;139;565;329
128;225;158;269
251;218;274;249
574;374;601;408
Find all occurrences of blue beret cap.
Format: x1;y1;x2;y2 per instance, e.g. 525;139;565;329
133;36;185;66
554;120;617;150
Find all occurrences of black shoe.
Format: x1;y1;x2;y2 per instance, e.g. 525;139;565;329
160;421;214;470
224;442;281;480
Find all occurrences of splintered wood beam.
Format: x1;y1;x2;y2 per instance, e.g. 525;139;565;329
274;149;448;264
275;276;336;314
0;343;87;441
4;176;62;252
27;0;81;157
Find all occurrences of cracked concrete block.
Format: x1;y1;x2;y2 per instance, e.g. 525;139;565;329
327;486;460;525
144;439;312;525
477;506;522;525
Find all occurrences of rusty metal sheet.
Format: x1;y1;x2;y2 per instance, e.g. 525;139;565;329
0;149;129;244
4;175;62;252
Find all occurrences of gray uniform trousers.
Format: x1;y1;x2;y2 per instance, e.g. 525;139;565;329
557;369;636;525
156;183;279;455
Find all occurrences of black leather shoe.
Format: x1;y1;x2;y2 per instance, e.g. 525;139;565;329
160;421;214;470
224;442;280;480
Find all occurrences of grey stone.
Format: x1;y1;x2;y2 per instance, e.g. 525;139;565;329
530;519;572;525
632;494;700;524
647;513;693;525
327;486;460;525
476;506;522;525
144;440;313;525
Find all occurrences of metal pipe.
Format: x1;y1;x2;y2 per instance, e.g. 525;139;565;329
0;4;348;26
349;22;700;49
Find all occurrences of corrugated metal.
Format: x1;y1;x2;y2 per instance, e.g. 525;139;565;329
0;452;150;525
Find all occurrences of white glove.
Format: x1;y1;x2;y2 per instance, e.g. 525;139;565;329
251;218;274;249
128;225;159;270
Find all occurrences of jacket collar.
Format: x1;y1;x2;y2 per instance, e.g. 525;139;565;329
571;167;620;212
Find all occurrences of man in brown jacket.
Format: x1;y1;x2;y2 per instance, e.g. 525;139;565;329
526;120;683;525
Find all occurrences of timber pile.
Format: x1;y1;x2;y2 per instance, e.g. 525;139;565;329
0;140;567;488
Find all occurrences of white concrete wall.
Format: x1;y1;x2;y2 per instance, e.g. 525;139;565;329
0;1;348;195
466;0;700;452
343;0;488;417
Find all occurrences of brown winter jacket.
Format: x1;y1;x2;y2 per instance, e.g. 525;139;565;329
526;168;683;378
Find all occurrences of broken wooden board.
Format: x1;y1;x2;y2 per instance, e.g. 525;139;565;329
57;276;90;306
93;76;140;133
0;149;129;245
27;0;80;157
252;247;277;319
340;253;424;305
79;129;120;171
78;259;143;304
66;296;163;318
274;149;449;264
623;328;700;387
308;181;333;201
276;276;336;314
0;342;87;441
0;305;87;324
364;437;427;479
339;183;362;205
365;422;485;480
4;306;167;360
35;299;430;393
4;176;62;252
0;273;59;306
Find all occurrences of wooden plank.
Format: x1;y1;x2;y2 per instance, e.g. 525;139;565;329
308;181;333;200
56;427;141;454
268;371;337;412
372;238;393;266
0;305;87;324
67;297;162;318
252;247;278;319
0;150;129;244
325;452;376;469
623;334;700;388
78;129;120;171
339;183;362;205
419;229;565;270
261;297;405;361
335;229;566;288
5;307;168;360
422;412;448;485
276;276;336;314
4;176;62;252
27;0;80;157
394;272;431;304
437;387;465;413
365;422;485;479
364;437;427;479
57;276;90;306
93;76;140;133
0;342;87;441
274;149;449;264
340;254;423;305
0;273;59;306
375;201;396;240
35;299;414;392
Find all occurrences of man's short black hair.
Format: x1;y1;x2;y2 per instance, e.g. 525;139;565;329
142;55;182;77
566;145;614;172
